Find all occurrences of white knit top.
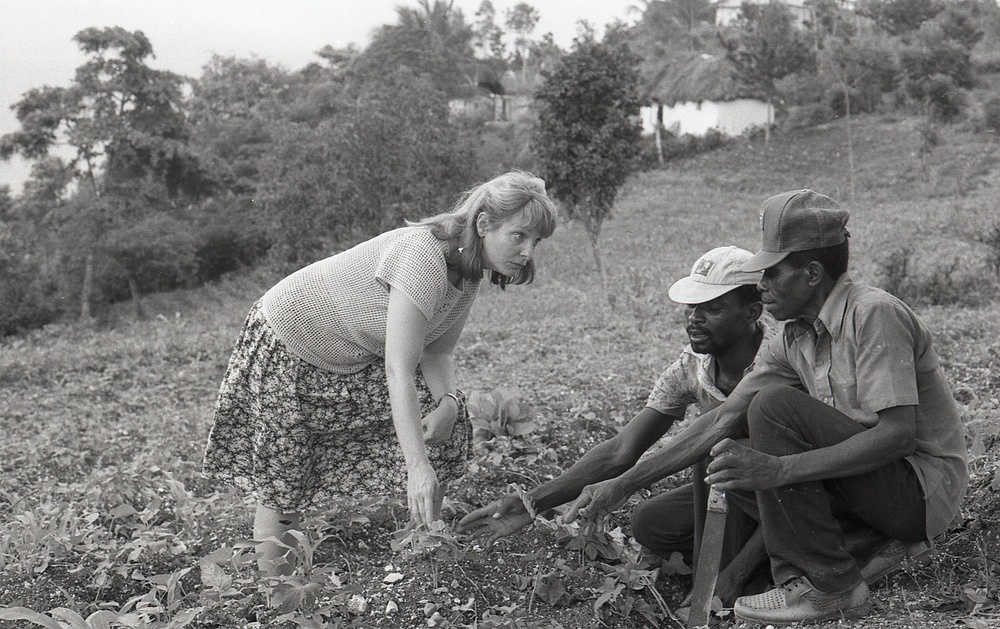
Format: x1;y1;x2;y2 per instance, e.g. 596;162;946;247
260;226;480;374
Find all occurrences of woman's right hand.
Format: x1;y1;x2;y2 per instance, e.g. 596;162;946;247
407;462;441;526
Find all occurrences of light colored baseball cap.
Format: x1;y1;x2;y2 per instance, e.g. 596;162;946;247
668;246;762;305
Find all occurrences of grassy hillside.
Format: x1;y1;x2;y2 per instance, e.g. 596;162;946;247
1;109;999;628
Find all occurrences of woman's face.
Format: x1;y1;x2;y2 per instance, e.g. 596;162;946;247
479;211;544;277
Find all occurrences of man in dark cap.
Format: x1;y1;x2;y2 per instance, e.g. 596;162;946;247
569;190;968;625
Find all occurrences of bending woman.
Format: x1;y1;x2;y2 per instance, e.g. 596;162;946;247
203;171;558;574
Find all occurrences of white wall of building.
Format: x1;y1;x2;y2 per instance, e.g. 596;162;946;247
640;98;774;137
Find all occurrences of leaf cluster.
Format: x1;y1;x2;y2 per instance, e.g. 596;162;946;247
534;39;643;238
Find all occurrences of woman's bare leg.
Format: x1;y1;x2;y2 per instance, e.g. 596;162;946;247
254;504;301;576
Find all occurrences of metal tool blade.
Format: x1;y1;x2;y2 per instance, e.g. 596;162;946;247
687;485;727;629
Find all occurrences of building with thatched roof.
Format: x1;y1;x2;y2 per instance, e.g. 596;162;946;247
715;0;814;27
640;53;773;138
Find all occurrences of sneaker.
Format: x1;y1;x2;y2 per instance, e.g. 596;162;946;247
734;576;871;625
861;540;933;584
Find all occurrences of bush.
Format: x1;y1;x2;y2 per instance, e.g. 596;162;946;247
0;227;63;336
775;72;828;107
654;130;733;163
983;97;1000;136
193;197;273;282
783;103;834;130
900;22;975;92
876;246;998;308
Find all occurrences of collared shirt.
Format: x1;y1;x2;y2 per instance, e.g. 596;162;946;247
646;320;777;418
730;274;969;537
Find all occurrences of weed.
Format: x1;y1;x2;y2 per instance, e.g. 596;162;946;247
978;220;1000;284
391;520;465;589
876;246;998;308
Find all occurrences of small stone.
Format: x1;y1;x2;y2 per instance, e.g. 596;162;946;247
383;572;405;584
347;594;367;614
385;600;399;614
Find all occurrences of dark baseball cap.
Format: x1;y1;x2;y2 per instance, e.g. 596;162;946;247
742;190;850;272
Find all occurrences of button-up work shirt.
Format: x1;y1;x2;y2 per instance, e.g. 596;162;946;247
729;274;968;537
646;320;776;418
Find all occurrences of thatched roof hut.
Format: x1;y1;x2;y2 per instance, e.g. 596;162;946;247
642;53;765;107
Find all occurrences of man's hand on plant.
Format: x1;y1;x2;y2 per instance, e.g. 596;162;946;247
457;493;532;550
563;478;630;533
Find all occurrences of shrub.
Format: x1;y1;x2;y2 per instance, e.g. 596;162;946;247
983;97;1000;137
784;103;834;130
0;225;64;336
904;74;968;122
876;246;998;308
654;130;732;163
193;197;273;282
775;72;828;107
0;264;62;336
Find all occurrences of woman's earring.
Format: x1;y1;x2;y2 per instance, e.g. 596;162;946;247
458;247;464;253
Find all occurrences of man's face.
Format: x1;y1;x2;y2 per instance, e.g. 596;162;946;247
758;259;814;321
685;289;754;356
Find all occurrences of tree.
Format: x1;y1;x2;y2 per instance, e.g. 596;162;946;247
856;0;943;37
262;68;475;262
473;0;507;61
534;37;642;293
820;31;898;201
0;27;200;319
721;2;816;145
899;15;978;121
187;55;299;196
505;3;541;81
354;0;477;95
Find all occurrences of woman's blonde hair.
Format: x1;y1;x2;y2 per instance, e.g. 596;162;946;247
409;171;558;288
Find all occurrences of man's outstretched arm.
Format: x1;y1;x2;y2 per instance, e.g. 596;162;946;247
565;399;749;527
458;407;678;546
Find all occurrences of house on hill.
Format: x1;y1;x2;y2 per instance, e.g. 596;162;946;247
640;53;773;138
714;0;814;27
447;67;536;125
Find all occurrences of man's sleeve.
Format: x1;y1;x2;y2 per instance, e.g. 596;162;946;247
645;353;698;417
853;300;920;413
729;333;804;404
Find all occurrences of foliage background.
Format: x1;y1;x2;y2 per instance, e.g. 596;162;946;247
2;1;1000;627
2;108;999;627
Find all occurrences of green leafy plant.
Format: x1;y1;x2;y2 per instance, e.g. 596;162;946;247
391;520;465;588
466;388;537;442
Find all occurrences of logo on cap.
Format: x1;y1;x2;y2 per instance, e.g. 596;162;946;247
694;259;715;276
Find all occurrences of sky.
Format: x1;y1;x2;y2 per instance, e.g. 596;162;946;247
0;0;638;195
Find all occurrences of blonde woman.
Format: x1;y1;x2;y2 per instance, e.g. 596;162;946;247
203;171;557;575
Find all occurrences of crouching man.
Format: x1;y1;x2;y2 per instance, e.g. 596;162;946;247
569;190;969;625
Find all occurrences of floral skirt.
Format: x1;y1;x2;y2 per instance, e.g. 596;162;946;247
203;302;471;513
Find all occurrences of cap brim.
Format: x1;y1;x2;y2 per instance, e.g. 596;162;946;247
668;278;741;305
741;250;790;273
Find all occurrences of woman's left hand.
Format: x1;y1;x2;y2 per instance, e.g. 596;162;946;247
422;397;458;444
